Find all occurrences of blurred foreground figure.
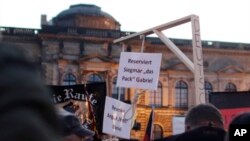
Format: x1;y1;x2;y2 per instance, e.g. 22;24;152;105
0;43;61;141
176;104;226;141
184;103;224;131
226;112;250;141
58;108;95;141
156;104;226;141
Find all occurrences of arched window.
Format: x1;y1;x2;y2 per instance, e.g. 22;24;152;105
205;81;213;102
153;124;163;140
175;80;188;108
112;77;125;101
87;73;104;83
63;73;76;85
149;82;162;107
225;82;237;92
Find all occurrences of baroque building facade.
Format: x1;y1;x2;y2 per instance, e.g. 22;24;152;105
1;4;250;140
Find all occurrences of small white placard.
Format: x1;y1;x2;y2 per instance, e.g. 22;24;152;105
117;52;162;90
172;116;185;135
102;96;133;139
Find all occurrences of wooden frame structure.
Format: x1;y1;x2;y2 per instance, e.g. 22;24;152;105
114;14;205;105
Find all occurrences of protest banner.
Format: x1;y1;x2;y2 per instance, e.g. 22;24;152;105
210;91;250;129
48;83;106;134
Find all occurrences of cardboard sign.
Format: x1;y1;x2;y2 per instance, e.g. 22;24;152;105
117;52;162;90
102;96;133;139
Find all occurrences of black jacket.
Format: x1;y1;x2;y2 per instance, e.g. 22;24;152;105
155;126;226;141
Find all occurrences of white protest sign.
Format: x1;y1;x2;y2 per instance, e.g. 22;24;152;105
117;52;162;90
172;116;185;135
102;96;133;139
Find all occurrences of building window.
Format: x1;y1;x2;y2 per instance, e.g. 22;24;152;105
153;124;163;140
80;42;85;55
225;82;237;92
63;73;76;85
149;82;162;107
108;43;112;56
203;61;209;68
126;45;132;52
87;74;104;83
175;80;188;108
205;81;213;102
112;77;125;101
59;40;64;53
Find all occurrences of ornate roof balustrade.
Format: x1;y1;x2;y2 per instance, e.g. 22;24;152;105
39;25;135;39
1;26;250;50
0;26;38;36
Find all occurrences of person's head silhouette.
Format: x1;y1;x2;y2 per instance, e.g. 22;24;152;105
0;42;61;141
185;103;224;131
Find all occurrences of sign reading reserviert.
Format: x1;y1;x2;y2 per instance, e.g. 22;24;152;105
117;52;162;90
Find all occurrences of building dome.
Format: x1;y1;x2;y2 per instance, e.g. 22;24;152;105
52;4;120;30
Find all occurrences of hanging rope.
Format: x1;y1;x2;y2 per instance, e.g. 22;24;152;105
140;35;145;53
123;36;147;128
